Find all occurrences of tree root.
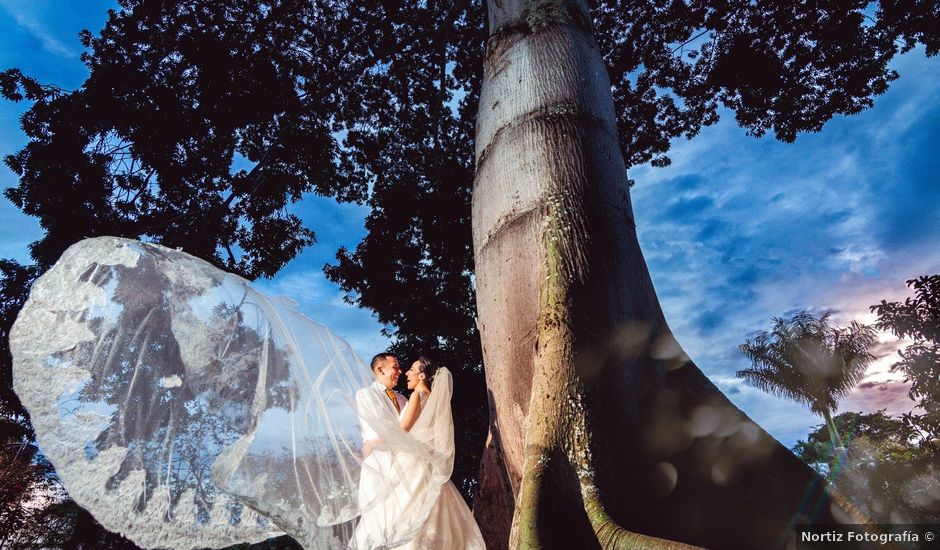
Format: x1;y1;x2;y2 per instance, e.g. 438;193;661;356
580;483;704;550
509;447;546;549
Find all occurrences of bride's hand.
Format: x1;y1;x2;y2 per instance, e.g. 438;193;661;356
362;438;381;457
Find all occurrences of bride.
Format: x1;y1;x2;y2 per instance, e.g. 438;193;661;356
9;237;484;549
354;355;484;549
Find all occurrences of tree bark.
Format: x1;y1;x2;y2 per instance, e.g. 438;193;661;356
471;1;863;548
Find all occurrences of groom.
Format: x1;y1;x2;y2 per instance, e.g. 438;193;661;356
358;352;406;456
353;353;413;548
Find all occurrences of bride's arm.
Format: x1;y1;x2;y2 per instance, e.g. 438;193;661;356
399;391;423;431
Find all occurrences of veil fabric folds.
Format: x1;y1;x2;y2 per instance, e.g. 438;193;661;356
10;237;380;549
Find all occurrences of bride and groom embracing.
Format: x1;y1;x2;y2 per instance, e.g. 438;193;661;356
354;354;486;549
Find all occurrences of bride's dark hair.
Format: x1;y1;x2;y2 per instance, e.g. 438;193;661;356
416;356;437;387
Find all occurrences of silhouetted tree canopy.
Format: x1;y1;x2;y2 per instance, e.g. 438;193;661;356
872;274;940;445
792;410;939;523
1;0;937;543
0;414;140;548
793;410;923;473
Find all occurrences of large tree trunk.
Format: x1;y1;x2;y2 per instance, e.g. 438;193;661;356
470;1;864;548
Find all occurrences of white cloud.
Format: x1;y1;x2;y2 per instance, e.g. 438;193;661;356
0;1;77;58
628;51;940;447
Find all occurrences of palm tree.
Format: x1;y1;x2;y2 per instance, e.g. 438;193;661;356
737;311;876;456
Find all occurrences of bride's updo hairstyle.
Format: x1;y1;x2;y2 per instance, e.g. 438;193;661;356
416;356;438;388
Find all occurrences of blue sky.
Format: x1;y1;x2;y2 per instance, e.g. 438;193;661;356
2;2;938;449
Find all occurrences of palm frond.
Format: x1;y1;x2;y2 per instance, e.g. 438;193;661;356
736;311;876;417
735;366;815;408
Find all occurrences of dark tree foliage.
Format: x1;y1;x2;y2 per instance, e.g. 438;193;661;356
0;414;140;548
0;260;38;417
872;274;940;445
792;410;939;523
593;0;939;167
0;414;54;546
1;0;937;544
792;410;924;472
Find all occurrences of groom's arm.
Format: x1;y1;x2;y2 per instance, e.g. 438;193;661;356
356;388;382;457
356;386;426;457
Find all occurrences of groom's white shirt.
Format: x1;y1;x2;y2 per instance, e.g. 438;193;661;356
358;381;407;440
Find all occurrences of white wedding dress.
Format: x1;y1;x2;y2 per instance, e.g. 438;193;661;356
354;380;484;550
9;237;484;550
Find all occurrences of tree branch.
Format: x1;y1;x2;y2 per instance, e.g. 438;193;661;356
671;29;710;54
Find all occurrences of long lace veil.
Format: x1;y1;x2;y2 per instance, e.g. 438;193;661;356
10;237;376;549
